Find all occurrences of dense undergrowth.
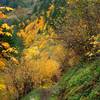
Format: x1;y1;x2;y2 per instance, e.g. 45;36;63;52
0;0;100;100
53;59;100;100
22;59;100;100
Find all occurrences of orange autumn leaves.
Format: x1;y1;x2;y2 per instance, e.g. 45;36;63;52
15;3;65;87
17;16;45;47
21;58;60;85
17;4;56;47
21;38;66;86
0;7;14;19
0;59;5;70
25;16;45;33
0;12;7;19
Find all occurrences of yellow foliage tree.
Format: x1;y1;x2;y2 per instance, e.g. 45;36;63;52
0;7;18;69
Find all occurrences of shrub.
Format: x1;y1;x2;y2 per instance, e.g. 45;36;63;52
57;0;100;61
0;7;18;59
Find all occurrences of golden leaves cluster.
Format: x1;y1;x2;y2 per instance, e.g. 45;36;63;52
85;34;100;57
0;8;18;65
47;4;55;17
0;23;17;55
17;16;46;47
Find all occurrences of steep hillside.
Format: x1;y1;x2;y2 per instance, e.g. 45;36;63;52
0;0;100;100
55;60;100;100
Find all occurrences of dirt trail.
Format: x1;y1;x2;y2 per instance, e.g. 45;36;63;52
39;88;52;100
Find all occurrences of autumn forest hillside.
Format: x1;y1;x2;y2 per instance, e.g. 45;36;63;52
0;0;100;100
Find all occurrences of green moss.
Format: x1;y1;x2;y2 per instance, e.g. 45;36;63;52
53;59;100;100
